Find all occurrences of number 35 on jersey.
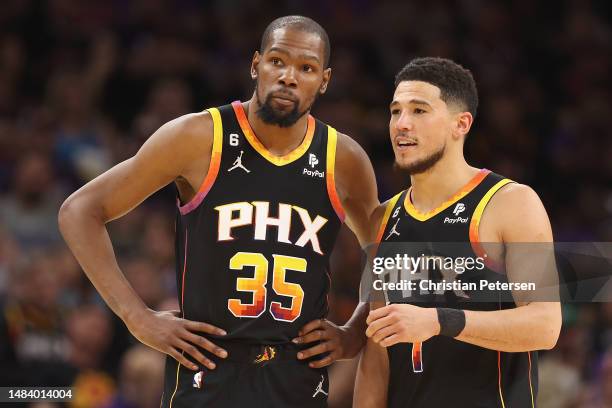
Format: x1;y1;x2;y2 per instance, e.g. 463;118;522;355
214;201;329;322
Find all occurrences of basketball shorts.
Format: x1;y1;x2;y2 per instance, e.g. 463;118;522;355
160;341;329;408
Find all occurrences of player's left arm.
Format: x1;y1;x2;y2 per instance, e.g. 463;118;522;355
294;132;380;367
333;132;380;247
453;184;561;351
366;184;562;352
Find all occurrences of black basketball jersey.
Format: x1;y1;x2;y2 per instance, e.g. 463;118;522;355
375;169;538;408
175;101;344;344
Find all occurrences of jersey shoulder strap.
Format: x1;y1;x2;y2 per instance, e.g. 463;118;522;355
375;191;405;243
177;106;224;216
325;125;345;222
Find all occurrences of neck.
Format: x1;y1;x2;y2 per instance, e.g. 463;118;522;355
409;153;480;213
244;95;310;156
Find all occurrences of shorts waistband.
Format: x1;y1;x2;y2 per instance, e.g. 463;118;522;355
208;340;304;364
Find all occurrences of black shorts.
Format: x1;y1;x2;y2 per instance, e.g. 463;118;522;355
160;342;329;408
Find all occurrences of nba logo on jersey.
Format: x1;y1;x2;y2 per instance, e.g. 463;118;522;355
453;203;466;216
193;371;204;389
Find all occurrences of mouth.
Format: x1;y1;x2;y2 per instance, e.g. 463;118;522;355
395;137;418;151
270;97;296;110
270;91;297;104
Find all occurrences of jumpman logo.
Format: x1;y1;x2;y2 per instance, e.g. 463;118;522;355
385;218;401;240
228;150;250;173
312;375;328;398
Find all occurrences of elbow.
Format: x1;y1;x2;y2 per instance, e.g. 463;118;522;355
57;196;74;235
58;195;77;237
58;193;96;236
540;309;562;350
542;324;561;350
541;332;559;350
58;192;106;238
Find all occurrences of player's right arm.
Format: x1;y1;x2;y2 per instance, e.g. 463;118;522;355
58;111;227;371
354;296;389;407
353;201;393;407
354;337;389;408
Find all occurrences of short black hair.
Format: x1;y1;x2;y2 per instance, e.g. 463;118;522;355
260;15;331;68
395;57;478;118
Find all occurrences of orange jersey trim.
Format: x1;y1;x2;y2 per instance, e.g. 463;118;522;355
404;169;490;222
468;178;513;270
178;108;223;215
326;126;345;222
375;192;404;243
231;101;315;166
411;342;423;372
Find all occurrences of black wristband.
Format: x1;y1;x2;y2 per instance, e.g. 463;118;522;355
436;308;466;337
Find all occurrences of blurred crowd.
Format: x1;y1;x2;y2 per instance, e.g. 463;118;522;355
0;1;611;407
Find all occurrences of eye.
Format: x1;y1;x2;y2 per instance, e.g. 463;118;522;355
390;109;400;115
302;64;313;73
414;108;426;114
271;57;282;66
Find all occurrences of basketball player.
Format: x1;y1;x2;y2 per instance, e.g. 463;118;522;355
59;16;378;407
354;57;561;407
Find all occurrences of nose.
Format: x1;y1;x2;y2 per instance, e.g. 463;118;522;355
278;66;297;88
394;110;413;131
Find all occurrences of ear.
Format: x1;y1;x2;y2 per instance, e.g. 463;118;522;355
453;111;473;140
319;67;332;94
251;51;261;79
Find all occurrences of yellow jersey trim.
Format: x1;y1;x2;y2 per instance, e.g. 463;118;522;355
178;107;223;215
468;178;514;244
376;192;404;243
169;356;182;408
404;169;490;222
232;101;315;166
326;126;345;222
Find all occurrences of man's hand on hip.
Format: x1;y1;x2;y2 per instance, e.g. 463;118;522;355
293;318;364;368
126;309;228;371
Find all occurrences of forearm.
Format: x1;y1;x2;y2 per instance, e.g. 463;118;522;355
354;338;388;408
343;302;369;355
455;302;561;352
345;302;368;334
58;196;147;323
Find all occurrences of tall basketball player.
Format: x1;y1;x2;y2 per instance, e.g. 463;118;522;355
354;57;561;407
59;16;378;407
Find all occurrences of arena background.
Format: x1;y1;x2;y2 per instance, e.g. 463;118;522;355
0;1;611;407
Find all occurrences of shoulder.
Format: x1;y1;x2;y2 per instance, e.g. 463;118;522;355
484;182;552;242
335;131;370;165
488;183;544;214
330;131;380;245
372;194;402;229
139;111;215;160
130;111;217;184
158;111;214;145
333;131;374;190
333;131;378;203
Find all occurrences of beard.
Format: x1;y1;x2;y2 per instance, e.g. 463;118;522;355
395;143;446;175
254;83;314;128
